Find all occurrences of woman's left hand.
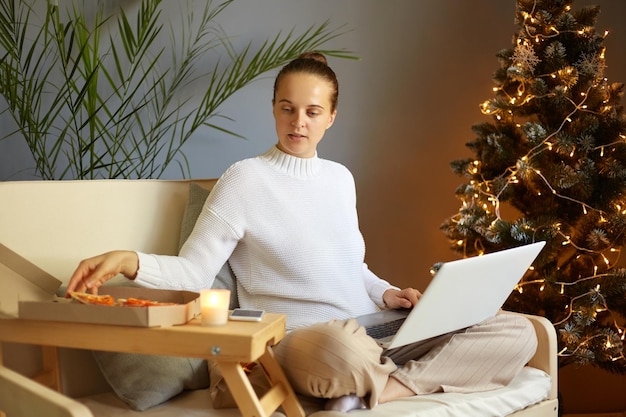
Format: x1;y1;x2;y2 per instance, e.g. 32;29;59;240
382;287;422;309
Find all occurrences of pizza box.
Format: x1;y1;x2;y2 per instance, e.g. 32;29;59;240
0;243;62;318
18;286;201;327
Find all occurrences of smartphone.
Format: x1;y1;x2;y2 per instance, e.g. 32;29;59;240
229;308;265;322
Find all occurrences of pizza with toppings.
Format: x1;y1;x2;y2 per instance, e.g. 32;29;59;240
69;292;115;306
118;297;177;307
68;292;177;307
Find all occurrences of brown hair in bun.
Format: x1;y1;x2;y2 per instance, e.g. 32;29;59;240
273;52;339;112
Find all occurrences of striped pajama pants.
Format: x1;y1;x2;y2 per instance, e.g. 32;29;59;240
210;312;537;409
274;313;537;407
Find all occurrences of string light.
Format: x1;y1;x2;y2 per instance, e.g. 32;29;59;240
453;0;626;368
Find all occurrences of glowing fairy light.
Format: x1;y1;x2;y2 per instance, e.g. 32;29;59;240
444;0;626;369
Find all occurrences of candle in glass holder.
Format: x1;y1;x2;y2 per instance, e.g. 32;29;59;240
200;289;231;326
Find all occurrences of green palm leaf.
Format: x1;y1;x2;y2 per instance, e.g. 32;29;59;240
0;0;356;179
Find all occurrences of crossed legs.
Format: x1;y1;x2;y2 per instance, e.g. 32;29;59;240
274;312;537;408
210;312;537;410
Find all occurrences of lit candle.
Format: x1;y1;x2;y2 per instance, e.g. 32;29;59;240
200;289;231;326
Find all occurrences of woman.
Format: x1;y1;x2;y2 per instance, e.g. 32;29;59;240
67;52;536;412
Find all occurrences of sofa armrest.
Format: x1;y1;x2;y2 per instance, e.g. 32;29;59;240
505;311;558;401
0;365;93;417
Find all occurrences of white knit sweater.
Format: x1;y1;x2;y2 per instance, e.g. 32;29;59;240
135;146;394;330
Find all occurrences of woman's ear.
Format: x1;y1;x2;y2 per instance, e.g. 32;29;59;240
327;110;337;129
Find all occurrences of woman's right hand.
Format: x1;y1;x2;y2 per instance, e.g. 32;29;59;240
65;250;139;296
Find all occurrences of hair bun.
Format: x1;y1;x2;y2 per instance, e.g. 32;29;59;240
299;51;328;66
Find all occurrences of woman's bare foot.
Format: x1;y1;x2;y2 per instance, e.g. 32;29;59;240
325;394;367;412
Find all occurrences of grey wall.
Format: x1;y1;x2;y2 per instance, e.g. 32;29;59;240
1;0;625;292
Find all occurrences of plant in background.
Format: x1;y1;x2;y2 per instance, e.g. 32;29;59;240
0;0;354;179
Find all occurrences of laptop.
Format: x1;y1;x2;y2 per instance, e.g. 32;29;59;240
356;241;546;349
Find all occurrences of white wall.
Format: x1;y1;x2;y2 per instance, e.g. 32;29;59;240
1;0;625;291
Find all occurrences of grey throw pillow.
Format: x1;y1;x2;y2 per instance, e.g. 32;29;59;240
179;182;238;309
92;351;209;411
177;183;212;249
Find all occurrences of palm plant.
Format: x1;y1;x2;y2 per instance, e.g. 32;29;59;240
0;0;354;179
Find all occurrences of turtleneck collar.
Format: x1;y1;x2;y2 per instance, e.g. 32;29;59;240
261;146;321;178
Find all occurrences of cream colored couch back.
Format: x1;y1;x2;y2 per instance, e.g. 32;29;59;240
1;179;217;287
0;179;216;395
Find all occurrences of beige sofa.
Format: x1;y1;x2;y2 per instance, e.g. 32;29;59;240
0;179;559;417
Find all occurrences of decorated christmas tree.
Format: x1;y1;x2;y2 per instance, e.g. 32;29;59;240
440;0;626;373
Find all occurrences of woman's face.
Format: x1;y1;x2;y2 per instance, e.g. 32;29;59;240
273;72;336;158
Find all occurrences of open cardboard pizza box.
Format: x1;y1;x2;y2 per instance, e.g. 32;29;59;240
0;243;62;318
1;243;200;327
19;286;201;327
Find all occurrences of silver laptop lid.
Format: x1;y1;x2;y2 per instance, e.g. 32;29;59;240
385;241;545;349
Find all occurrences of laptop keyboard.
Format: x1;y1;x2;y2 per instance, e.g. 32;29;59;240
365;317;406;340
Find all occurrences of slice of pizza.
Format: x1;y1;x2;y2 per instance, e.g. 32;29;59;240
68;292;116;306
118;297;178;307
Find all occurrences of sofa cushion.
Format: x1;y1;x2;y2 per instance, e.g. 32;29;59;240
178;182;238;309
92;351;210;411
177;183;212;249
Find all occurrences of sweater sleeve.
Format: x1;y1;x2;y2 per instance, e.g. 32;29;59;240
362;264;399;308
134;168;243;291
